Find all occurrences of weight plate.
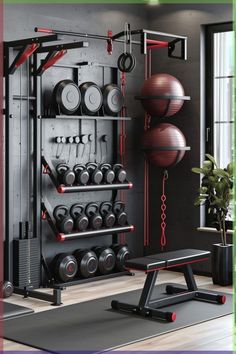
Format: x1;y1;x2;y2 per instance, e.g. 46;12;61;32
80;82;103;114
80;252;98;278
55;80;81;115
55;254;78;282
103;84;124;115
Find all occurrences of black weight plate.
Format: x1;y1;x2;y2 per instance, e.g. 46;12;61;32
103;84;124;116
54;80;81;115
80;82;102;114
56;254;78;282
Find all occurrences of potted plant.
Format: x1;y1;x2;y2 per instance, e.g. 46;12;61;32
192;154;233;286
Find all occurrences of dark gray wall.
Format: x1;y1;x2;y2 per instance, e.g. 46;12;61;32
147;4;232;272
4;3;232;278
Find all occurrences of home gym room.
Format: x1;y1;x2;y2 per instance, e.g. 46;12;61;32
2;1;233;352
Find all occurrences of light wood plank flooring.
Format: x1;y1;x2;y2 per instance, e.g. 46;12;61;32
4;270;233;351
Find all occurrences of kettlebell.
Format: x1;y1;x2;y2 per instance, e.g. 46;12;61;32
56;163;75;186
74;249;98;278
113;201;127;226
92;246;116;274
53;253;78;282
113;164;127;183
111;244;131;271
86;162;103;185
100;202;116;228
73;164;90;185
100;163;115;184
70;204;89;232
85;203;103;230
2;281;14;298
53;205;74;234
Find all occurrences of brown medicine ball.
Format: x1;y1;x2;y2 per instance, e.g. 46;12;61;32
143;123;187;167
141;73;185;117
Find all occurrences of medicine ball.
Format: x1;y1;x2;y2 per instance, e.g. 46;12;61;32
140;73;185;117
142;123;187;167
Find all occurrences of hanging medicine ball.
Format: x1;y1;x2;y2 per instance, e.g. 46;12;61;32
140;74;185;117
102;84;124;116
53;79;81;115
53;253;78;282
142;123;187;168
74;249;98;278
80;82;103;115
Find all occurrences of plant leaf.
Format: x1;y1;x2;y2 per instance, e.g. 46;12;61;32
191;167;204;174
205;154;218;167
227;162;233;176
213;169;229;179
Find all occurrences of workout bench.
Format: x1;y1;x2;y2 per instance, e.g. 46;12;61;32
111;249;226;322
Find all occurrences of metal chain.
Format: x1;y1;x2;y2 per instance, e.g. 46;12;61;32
160;169;168;250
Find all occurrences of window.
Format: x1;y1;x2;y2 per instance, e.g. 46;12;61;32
205;22;234;228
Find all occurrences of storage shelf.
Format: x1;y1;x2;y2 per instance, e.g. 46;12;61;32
57;224;135;241
42;115;131;121
57;182;133;193
52;270;133;288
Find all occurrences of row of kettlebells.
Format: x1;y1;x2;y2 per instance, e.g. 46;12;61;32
56;162;127;186
53;201;128;234
52;244;131;282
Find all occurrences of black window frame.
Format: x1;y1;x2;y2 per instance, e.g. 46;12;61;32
205;21;233;229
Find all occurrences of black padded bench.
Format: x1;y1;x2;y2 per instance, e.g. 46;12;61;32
111;249;226;322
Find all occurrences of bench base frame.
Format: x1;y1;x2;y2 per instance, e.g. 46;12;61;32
111;264;226;322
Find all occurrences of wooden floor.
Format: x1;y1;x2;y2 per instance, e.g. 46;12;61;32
4;270;233;351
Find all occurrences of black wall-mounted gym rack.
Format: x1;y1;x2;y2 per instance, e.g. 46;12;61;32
4;25;187;305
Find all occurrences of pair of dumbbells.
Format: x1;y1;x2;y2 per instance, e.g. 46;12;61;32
56;162;127;186
53;244;131;282
53;201;128;234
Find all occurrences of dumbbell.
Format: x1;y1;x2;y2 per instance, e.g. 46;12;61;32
70;204;89;232
2;281;14;298
113;201;127;226
53;253;78;282
73;164;90;185
113;164;127;183
53;205;74;234
100;202;116;228
86;162;103;185
56;163;75;186
74;249;98;278
92;246;116;274
111;244;131;271
85;203;103;230
100;163;115;184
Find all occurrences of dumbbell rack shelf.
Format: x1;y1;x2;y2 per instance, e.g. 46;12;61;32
42;115;131;121
56;225;135;241
42;202;134;241
57;183;133;193
52;270;134;289
42;156;133;193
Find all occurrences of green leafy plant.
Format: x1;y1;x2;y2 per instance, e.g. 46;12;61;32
192;154;233;246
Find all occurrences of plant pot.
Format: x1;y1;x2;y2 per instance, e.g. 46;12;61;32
212;243;233;286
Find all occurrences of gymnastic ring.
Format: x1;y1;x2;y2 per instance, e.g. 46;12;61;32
117;52;136;73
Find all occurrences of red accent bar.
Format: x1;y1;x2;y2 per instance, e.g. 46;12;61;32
171;312;177;322
41;49;67;72
15;43;39;69
35;27;53;34
57;185;65;193
128;182;133;189
219;295;227;304
57;233;65;242
107;30;113;55
130;225;135;232
147;39;168;47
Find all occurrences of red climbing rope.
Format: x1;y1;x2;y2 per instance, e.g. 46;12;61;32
160;169;168;250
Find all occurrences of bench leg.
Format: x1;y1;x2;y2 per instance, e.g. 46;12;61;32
195;291;227;304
